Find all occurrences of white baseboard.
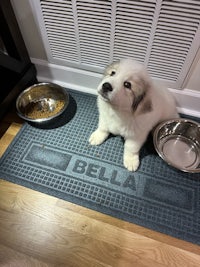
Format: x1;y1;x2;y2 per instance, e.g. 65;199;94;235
31;58;101;95
31;58;200;118
168;88;200;118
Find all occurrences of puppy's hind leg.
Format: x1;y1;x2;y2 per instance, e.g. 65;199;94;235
89;129;109;146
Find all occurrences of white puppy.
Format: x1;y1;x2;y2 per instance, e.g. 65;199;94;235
89;59;179;171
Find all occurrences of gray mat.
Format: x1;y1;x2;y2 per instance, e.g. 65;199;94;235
0;90;200;245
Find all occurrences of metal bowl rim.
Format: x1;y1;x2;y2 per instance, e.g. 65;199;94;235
153;118;200;173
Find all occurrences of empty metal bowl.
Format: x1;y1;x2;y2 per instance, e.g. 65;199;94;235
16;82;69;124
153;118;200;173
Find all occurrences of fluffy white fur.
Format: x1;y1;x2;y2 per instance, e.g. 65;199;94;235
89;59;179;171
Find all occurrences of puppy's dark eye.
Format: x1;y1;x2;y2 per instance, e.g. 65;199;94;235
110;71;116;76
124;81;131;89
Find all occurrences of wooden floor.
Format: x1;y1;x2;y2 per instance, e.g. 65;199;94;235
0;109;200;267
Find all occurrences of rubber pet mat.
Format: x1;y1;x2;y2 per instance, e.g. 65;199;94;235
0;90;200;245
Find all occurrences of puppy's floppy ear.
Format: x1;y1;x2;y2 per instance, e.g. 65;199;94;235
132;75;152;113
104;60;120;76
132;92;146;112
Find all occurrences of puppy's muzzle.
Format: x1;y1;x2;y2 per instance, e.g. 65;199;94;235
98;82;113;101
102;82;113;93
99;82;113;101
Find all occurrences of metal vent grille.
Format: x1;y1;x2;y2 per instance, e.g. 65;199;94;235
113;0;157;63
147;0;200;82
36;0;200;88
41;1;79;62
77;0;112;66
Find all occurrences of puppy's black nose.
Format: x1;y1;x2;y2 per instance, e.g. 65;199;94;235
102;82;113;93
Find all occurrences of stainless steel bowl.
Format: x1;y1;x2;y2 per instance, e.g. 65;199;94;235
153;118;200;173
16;82;69;123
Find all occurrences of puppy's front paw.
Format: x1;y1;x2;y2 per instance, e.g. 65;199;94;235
89;129;108;146
124;154;140;172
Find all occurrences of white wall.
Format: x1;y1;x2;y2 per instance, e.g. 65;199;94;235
11;0;47;60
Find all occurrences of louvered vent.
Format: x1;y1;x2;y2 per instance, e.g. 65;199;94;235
147;0;200;82
77;0;112;66
40;1;78;62
38;0;200;88
113;0;157;63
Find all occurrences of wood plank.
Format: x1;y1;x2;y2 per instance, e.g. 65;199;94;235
0;244;52;267
0;122;21;157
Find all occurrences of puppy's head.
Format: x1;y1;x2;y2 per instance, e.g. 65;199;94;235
98;59;152;113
